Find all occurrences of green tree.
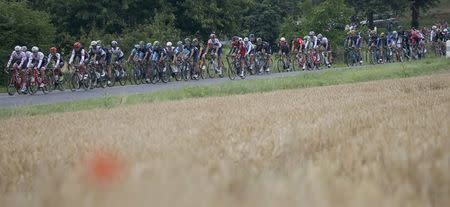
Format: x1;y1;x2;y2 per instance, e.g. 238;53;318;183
302;0;354;43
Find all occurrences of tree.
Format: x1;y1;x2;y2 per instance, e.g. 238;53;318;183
410;0;440;28
301;0;354;44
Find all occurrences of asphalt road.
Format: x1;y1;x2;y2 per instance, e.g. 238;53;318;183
0;69;318;108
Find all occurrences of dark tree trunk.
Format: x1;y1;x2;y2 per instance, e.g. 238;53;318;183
411;1;420;28
367;10;374;30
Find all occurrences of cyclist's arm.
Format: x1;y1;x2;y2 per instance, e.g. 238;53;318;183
6;52;14;68
45;54;52;68
69;50;75;65
37;55;43;69
56;53;61;67
246;43;252;56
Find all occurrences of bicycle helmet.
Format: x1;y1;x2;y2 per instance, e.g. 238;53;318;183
184;38;191;44
146;43;152;48
381;32;385;37
177;41;183;46
393;31;397;35
317;34;323;39
139;41;145;46
21;46;27;52
31;46;39;53
166;42;172;47
444;29;448;32
14;46;21;52
280;37;286;42
256;38;262;43
73;42;81;49
432;25;437;30
244;37;249;42
97;40;102;46
309;31;315;36
134;44;139;49
249;34;255;39
90;41;97;47
111;41;118;47
153;41;160;46
210;33;216;39
50;47;57;53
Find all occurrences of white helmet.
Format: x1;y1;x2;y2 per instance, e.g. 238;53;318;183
244;37;249;42
111;41;118;46
444;29;448;32
393;31;397;35
31;46;39;53
21;46;27;52
280;37;286;42
432;25;437;30
317;34;323;39
166;42;172;47
90;41;97;46
14;46;21;52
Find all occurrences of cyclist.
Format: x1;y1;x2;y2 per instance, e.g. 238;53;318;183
127;44;141;63
165;41;176;76
143;43;153;63
6;46;27;93
26;46;48;88
278;37;290;71
110;41;125;79
190;38;201;78
46;47;64;82
204;33;223;75
254;37;271;73
100;42;113;85
68;42;88;75
88;41;106;65
243;37;253;72
317;34;332;67
110;41;125;65
377;32;388;63
292;35;304;54
151;41;165;82
350;31;362;64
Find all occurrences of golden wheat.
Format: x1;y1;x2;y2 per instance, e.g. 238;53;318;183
0;74;449;207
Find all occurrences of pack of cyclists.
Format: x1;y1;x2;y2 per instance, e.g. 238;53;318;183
4;24;449;95
344;24;449;66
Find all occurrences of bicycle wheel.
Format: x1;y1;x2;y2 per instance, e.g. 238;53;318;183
6;76;17;96
200;61;208;79
118;69;127;86
70;72;80;92
276;58;284;73
160;65;170;83
131;67;141;85
27;74;38;95
290;56;296;71
227;58;237;80
174;64;182;81
206;61;216;78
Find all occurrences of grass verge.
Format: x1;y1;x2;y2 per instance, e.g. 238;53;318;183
1;58;449;119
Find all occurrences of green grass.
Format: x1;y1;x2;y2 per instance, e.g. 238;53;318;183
1;58;449;119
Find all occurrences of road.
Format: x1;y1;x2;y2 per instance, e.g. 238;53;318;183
0;69;320;108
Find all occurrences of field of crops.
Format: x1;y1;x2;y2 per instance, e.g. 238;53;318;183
0;73;449;207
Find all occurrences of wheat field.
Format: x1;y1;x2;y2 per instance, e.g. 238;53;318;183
0;74;449;207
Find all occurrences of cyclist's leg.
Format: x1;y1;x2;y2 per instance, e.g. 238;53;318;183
217;47;223;70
